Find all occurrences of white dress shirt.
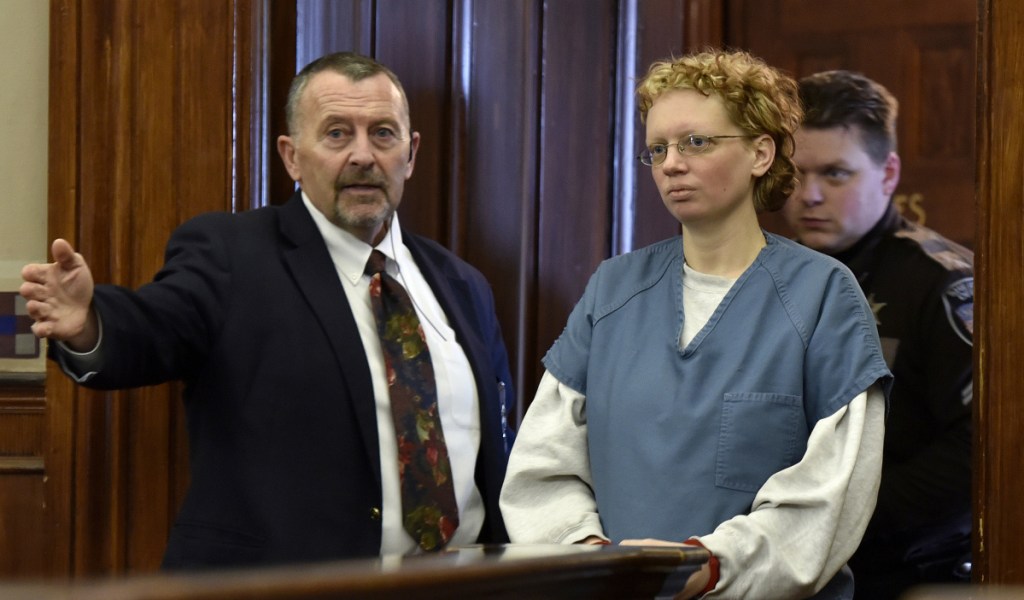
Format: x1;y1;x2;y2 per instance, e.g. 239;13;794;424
302;193;484;555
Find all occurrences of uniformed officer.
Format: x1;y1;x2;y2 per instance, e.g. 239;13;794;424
782;70;973;599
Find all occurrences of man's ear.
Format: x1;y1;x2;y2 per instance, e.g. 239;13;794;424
404;131;421;179
751;134;776;177
882;152;901;196
277;135;301;182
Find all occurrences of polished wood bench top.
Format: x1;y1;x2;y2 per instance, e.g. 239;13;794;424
0;543;709;600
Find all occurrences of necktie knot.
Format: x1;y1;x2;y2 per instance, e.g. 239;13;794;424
365;250;388;277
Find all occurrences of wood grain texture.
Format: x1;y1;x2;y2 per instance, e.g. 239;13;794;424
975;0;1024;585
35;0;271;578
376;0;452;244
629;0;688;251
0;389;47;577
0;474;47;578
458;0;541;418
0;545;707;599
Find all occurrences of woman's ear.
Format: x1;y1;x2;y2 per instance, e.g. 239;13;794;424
751;134;776;177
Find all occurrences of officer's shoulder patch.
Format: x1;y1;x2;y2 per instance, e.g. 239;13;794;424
942;276;974;344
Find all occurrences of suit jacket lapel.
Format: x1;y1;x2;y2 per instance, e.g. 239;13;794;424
277;193;382;489
405;232;511;543
404;233;495;409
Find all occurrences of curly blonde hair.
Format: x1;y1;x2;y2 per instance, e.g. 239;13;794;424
636;49;802;212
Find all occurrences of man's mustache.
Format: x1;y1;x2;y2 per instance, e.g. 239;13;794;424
335;173;387;191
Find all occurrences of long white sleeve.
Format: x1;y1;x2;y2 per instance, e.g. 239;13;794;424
500;370;606;543
500;372;886;600
699;385;886;599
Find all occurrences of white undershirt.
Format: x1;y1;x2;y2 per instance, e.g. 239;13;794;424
302;193;484;554
681;262;736;347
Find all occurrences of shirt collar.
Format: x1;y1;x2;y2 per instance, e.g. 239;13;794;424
300;191;405;285
831;201;899;267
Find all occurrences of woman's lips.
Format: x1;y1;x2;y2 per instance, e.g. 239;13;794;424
665;186;696;200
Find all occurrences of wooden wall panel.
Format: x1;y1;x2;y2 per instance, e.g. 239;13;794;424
616;0;723;254
0;390;47;578
39;0;272;578
375;0;453;244
58;0;133;575
975;0;1024;584
297;0;374;64
627;0;687;252
63;0;238;575
0;475;46;576
778;0;975;30
44;0;82;577
532;0;618;391
266;1;299;207
460;0;541;416
0;399;45;455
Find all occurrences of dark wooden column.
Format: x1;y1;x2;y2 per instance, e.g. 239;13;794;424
44;0;288;577
974;0;1024;585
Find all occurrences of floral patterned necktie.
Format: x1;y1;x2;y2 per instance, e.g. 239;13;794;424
364;250;459;551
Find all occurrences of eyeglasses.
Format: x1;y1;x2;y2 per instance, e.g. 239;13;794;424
637;134;758;166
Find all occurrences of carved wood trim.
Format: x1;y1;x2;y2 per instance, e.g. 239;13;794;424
974;0;1024;585
43;0;280;577
0;457;45;474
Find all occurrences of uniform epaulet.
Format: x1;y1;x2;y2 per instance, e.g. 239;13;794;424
894;223;974;274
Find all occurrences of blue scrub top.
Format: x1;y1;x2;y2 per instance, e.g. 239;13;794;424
544;233;892;542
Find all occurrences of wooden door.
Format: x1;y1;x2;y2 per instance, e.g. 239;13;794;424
15;0;290;578
975;0;1024;584
727;0;977;247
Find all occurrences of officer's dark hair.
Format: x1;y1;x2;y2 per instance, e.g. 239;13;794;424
798;70;898;166
285;52;411;137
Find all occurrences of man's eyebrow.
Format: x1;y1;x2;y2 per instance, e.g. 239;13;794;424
370;116;402;128
799;160;851;172
317;114;349;127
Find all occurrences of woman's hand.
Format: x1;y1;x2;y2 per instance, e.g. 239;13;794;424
620;538;712;599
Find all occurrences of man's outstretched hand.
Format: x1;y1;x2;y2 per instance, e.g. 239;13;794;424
20;238;99;352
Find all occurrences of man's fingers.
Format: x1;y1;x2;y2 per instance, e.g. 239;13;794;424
20;263;49;285
19;281;51;302
30;320;53;339
19;280;39;300
24;298;51;320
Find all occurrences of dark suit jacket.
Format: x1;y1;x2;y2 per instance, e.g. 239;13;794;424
57;192;514;569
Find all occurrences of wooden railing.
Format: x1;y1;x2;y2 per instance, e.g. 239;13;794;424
0;544;708;600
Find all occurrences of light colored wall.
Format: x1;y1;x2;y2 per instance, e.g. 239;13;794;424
0;0;49;282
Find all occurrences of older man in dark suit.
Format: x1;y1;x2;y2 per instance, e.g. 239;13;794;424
19;52;514;569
